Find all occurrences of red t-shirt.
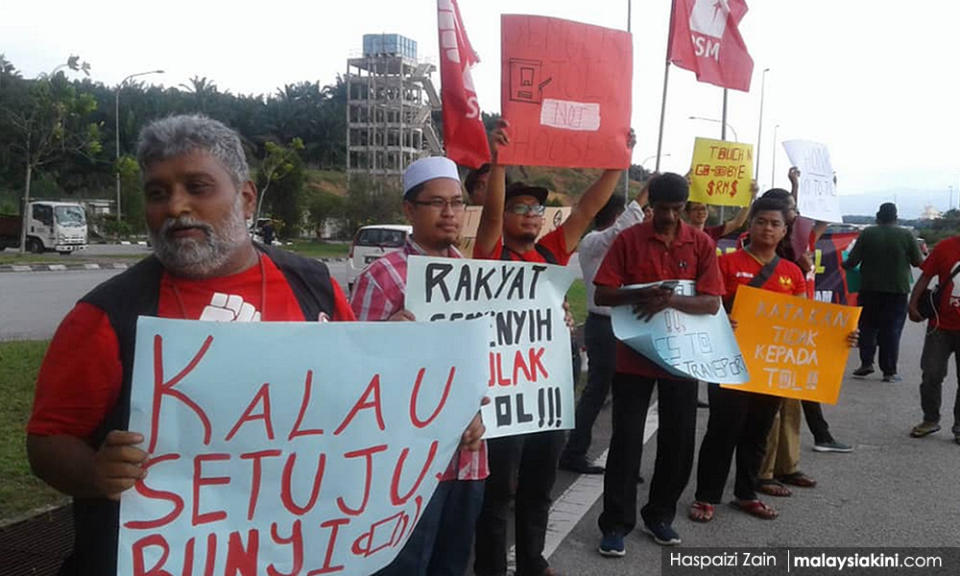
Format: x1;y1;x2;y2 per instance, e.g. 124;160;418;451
719;249;807;302
921;235;960;330
594;221;724;377
28;255;354;438
704;224;727;244
473;226;571;266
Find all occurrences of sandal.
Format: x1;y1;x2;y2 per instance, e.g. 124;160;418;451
731;499;778;520
688;501;715;523
777;472;817;488
756;479;792;497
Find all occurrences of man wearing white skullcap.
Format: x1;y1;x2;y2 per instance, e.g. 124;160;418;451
351;156;488;576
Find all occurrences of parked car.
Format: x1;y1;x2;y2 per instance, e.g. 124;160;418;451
346;224;412;293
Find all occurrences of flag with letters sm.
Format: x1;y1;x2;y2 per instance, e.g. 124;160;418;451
437;0;491;168
668;0;754;92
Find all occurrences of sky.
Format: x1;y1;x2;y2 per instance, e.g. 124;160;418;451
3;0;959;217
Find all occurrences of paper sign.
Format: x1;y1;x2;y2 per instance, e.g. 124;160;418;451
723;285;861;403
499;15;633;169
689;137;754;207
459;205;571;257
783;140;841;223
118;317;488;575
610;280;749;384
405;256;577;438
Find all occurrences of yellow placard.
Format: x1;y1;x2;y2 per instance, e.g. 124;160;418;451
722;285;861;404
689;137;754;207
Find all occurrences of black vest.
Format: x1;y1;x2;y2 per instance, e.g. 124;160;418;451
499;243;559;264
62;244;336;576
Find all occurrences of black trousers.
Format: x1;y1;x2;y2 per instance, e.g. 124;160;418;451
695;384;783;503
561;313;616;464
801;400;834;445
474;429;565;576
858;290;909;375
598;373;698;535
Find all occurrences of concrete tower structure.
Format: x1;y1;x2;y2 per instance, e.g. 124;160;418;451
346;34;442;187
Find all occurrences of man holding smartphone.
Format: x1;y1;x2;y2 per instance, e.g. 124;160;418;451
593;173;724;557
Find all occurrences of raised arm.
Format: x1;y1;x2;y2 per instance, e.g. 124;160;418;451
560;130;637;252
721;179;758;236
474;123;509;258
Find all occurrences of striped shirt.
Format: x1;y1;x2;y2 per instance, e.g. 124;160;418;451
349;237;489;481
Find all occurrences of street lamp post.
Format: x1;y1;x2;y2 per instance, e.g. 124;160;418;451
755;68;770;187
688;116;739;142
771;124;780;187
116;69;164;226
641;153;669;169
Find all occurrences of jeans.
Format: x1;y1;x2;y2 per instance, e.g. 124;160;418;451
598;373;698;535
695;385;782;503
474;430;565;576
858;291;909;375
919;328;960;425
561;313;616;464
376;479;485;576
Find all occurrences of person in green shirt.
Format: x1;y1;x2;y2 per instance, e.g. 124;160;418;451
844;202;923;381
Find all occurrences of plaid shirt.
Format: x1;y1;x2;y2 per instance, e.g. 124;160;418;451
350;238;489;481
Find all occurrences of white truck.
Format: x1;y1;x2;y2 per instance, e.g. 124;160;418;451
0;201;88;253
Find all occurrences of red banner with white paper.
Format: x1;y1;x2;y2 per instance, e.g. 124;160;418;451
499;15;632;169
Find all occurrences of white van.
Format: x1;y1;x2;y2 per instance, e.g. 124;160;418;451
346;224;412;293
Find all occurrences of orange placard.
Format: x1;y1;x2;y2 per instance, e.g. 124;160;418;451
499;15;632;169
722;285;861;404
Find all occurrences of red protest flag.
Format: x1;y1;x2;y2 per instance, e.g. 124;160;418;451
437;0;491;169
668;0;754;92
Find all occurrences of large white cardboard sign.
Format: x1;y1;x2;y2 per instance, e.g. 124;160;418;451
405;255;577;438
610;280;749;384
783;139;841;223
118;317;488;575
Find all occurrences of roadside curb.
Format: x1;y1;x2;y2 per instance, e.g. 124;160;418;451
0;257;349;273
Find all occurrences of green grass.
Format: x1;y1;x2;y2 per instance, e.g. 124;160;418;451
0;341;66;520
282;239;350;259
566;279;587;325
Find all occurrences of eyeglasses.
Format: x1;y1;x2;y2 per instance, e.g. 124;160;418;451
411;198;466;211
506;203;546;216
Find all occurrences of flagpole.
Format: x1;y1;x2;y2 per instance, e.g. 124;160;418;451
721;88;728;141
655;0;677;172
625;0;632;201
719;88;728;221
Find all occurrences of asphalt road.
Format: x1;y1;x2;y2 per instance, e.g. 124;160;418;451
546;314;960;576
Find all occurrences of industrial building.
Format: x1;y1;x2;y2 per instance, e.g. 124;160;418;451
345;34;442;186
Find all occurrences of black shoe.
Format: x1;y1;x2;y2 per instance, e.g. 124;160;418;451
852;365;875;377
559;459;605;474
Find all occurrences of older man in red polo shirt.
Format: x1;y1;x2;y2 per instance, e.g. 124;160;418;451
594;173;724;557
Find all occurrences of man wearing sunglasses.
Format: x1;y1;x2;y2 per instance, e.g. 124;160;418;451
472;122;633;576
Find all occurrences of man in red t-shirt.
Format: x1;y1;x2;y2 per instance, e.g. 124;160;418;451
690;196;806;524
593;173;724;555
471;122;631;576
26;115;355;575
907;233;960;441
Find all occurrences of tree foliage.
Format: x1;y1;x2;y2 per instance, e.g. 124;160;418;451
0;55;351;237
